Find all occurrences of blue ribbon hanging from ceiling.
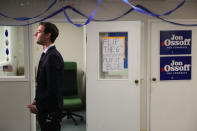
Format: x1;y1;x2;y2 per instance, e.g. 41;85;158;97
62;0;102;27
122;0;197;26
0;0;197;27
0;0;103;26
0;0;58;21
122;0;186;17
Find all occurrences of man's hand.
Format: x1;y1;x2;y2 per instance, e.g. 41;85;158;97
27;102;37;114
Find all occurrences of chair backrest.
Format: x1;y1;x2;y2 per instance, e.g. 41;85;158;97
63;62;78;96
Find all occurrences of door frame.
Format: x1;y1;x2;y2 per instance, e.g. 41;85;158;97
29;18;87;131
86;21;141;131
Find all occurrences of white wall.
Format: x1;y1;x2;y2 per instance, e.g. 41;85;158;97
0;82;31;131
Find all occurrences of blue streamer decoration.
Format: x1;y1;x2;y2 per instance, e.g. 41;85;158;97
0;0;102;27
122;0;186;17
63;0;102;27
0;0;197;27
122;0;197;26
0;0;57;21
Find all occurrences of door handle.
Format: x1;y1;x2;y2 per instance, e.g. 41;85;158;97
152;77;157;81
135;79;139;84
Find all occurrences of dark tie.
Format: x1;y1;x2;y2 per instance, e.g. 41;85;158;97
40;52;45;60
38;52;45;69
37;53;45;81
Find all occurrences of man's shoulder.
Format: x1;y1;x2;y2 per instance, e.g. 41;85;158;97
47;49;63;63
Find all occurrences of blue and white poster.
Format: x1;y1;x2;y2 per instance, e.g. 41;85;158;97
160;56;191;80
160;30;192;55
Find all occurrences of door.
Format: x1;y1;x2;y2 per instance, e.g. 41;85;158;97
149;20;197;131
86;21;141;131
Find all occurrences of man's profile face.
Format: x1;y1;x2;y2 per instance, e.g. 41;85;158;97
34;25;47;45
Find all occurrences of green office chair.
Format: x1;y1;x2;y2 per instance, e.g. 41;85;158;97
62;62;83;125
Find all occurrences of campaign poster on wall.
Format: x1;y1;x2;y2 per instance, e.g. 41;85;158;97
160;56;191;80
160;30;192;55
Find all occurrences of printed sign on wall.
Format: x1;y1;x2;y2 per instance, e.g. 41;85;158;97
160;56;191;80
102;37;125;72
160;30;192;55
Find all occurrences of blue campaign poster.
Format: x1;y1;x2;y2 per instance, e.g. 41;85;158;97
160;56;191;80
160;30;192;55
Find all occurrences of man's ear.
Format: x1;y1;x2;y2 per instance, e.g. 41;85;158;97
45;33;51;39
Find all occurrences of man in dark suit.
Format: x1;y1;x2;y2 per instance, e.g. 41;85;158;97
28;22;64;131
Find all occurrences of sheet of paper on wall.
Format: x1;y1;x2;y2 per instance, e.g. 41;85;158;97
102;36;125;72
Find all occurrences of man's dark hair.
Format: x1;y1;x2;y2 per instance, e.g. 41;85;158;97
39;22;59;43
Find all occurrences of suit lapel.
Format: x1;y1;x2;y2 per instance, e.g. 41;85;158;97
37;46;56;82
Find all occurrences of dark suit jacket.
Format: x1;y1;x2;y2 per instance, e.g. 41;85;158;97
35;46;64;114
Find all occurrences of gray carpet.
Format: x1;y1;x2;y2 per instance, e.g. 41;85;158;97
37;110;86;131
